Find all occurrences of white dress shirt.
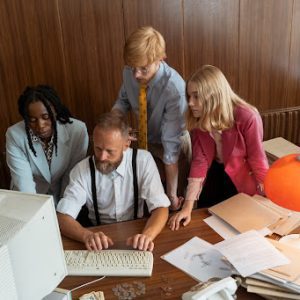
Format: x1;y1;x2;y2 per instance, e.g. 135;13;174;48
57;148;170;225
210;130;223;163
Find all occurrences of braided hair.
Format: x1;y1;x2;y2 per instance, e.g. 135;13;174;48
18;85;73;157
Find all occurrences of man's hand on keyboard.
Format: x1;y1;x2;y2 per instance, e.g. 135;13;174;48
126;233;154;252
83;231;114;251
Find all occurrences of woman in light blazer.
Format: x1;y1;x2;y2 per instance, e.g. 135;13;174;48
169;65;269;230
6;85;89;205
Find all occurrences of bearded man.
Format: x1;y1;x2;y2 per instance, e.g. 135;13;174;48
56;111;170;252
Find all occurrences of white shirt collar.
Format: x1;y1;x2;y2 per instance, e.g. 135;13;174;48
114;149;129;178
97;148;130;179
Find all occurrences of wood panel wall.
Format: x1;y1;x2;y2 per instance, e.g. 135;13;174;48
184;0;240;89
1;0;300;188
239;0;293;109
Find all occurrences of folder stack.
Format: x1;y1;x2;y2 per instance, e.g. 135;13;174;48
208;193;300;237
208;193;300;296
263;137;300;165
240;277;300;299
253;195;300;236
241;238;300;298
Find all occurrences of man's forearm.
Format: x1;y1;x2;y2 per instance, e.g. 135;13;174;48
57;212;92;243
164;162;179;198
142;207;169;241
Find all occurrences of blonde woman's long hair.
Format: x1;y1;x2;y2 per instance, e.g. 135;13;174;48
186;65;257;132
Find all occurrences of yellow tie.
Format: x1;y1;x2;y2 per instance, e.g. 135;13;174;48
138;84;147;150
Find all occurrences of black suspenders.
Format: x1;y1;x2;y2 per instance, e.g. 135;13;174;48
89;156;101;225
132;148;139;220
89;148;139;226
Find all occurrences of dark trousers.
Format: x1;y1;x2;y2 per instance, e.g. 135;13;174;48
197;160;238;208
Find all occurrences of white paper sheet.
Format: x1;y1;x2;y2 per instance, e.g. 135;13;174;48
161;237;233;282
214;230;290;277
204;215;239;239
204;215;272;240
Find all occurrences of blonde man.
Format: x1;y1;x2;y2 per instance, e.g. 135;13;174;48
112;26;190;211
169;65;269;230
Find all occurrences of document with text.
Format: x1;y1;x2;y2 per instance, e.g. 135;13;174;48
214;230;290;277
162;231;290;281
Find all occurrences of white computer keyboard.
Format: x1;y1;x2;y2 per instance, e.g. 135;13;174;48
64;249;153;277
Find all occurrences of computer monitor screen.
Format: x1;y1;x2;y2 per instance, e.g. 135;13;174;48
0;189;67;300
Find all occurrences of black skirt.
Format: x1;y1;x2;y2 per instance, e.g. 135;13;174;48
197;160;238;208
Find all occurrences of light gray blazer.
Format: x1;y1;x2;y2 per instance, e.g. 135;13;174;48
5;118;89;204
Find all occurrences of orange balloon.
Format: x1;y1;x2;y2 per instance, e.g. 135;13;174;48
264;154;300;211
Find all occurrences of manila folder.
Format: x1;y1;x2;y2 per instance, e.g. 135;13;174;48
208;193;281;233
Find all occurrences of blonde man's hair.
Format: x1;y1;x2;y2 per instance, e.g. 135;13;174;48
124;26;166;67
186;65;257;132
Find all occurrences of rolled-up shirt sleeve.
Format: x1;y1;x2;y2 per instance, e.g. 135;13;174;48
56;161;89;219
138;151;170;212
185;177;204;201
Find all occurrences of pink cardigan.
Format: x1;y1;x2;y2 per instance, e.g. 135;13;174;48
189;105;269;195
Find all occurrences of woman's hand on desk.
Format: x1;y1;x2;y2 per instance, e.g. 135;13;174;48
168;200;194;230
126;234;154;252
83;231;114;251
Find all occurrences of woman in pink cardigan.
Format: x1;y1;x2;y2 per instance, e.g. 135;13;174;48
169;65;269;230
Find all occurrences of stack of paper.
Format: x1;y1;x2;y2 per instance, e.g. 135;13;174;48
242;277;300;299
208;193;300;237
161;231;289;281
253;195;300;236
263;137;300;165
263;137;300;158
162;232;300;296
262;239;300;285
243;238;300;297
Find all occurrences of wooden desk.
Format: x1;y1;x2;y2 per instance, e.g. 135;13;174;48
60;209;264;299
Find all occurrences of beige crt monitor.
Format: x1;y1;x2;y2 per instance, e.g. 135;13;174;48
0;190;67;300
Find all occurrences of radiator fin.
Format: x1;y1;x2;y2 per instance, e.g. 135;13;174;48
261;107;300;146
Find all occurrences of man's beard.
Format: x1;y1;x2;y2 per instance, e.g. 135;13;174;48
95;156;123;175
